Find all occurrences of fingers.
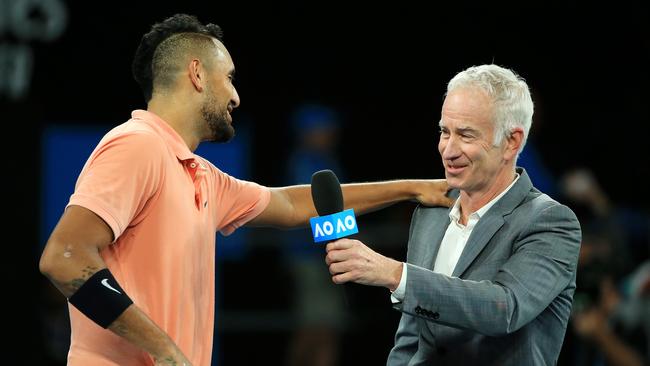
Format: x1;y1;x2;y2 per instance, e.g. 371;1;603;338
332;271;355;285
436;179;455;207
325;246;350;266
328;260;358;275
327;255;354;283
325;239;365;265
443;195;456;207
324;239;370;285
417;179;455;208
326;238;356;252
325;249;344;265
436;179;450;192
437;180;455;207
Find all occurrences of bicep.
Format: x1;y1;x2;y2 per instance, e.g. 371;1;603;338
40;205;114;283
49;205;114;248
246;188;295;227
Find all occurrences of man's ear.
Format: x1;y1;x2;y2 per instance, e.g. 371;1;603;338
504;127;524;161
188;59;204;92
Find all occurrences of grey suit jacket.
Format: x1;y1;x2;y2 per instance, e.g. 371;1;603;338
387;168;581;366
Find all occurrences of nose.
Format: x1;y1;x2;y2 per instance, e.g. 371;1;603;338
231;86;240;109
439;134;461;161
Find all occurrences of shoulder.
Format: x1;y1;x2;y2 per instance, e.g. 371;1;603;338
412;203;450;221
511;189;581;245
98;118;166;150
410;189;458;223
407;203;451;241
194;157;227;182
90;129;168;171
517;189;578;223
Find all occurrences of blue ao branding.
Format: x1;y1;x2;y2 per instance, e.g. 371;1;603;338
310;209;358;243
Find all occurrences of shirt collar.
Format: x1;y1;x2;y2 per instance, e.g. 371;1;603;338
131;109;195;161
448;173;521;224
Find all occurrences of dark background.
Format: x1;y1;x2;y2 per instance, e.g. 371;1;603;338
3;1;649;365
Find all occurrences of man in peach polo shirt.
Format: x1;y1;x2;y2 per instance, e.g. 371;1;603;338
39;14;452;366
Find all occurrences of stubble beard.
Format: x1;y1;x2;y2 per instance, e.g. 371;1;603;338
201;95;235;143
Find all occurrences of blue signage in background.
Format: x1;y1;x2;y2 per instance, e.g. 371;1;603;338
40;125;109;247
309;209;358;243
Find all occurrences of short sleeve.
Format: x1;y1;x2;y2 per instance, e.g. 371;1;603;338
67;132;165;241
209;167;271;236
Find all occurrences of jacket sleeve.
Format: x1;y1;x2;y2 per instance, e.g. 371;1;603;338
386;312;420;366
394;203;581;336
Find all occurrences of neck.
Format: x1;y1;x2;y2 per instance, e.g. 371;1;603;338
458;166;516;224
148;95;202;152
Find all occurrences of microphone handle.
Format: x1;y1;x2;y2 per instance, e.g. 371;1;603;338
324;238;356;310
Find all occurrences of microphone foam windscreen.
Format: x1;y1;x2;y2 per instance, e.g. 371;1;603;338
311;170;344;216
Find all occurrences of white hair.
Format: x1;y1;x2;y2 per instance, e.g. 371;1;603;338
447;64;534;157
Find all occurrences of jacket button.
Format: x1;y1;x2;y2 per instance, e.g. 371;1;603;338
432;312;440;320
415;306;422;314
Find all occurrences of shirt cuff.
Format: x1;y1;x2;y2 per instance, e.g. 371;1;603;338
390;263;408;304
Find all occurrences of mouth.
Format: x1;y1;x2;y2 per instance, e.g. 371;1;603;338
226;107;234;122
445;163;467;175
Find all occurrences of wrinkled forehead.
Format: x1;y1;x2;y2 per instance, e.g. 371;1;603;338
443;86;492;110
440;87;495;128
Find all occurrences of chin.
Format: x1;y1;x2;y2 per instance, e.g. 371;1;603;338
445;175;462;190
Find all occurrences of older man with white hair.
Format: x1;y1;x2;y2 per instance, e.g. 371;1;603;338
325;64;582;366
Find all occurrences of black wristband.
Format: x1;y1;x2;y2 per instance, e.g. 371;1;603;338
68;268;133;328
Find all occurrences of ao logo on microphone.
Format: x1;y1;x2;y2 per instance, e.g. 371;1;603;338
310;209;359;243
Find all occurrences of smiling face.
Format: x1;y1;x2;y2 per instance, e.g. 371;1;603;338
438;86;512;196
201;39;240;142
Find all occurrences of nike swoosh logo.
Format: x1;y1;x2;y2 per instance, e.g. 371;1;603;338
101;279;122;294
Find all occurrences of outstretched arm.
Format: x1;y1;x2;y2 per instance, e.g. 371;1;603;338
39;205;192;366
248;179;452;228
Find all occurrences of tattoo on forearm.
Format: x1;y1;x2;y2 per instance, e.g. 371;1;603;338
64;265;99;294
111;322;129;336
67;278;85;293
162;356;178;365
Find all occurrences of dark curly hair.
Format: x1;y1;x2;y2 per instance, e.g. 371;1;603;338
132;14;223;102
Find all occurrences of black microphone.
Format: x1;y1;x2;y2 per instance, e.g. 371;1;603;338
310;169;358;308
311;169;344;217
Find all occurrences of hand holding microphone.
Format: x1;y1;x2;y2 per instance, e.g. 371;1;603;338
325;238;403;290
310;170;403;291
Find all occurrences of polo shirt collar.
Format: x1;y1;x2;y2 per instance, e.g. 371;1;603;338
131;109;195;161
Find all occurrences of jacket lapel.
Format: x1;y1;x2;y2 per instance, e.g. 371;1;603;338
451;215;505;277
422;189;460;269
425;213;452;270
451;168;533;278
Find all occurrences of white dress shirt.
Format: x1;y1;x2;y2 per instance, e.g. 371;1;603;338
391;174;520;303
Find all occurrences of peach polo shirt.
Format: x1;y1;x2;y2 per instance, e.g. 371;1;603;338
65;110;270;365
